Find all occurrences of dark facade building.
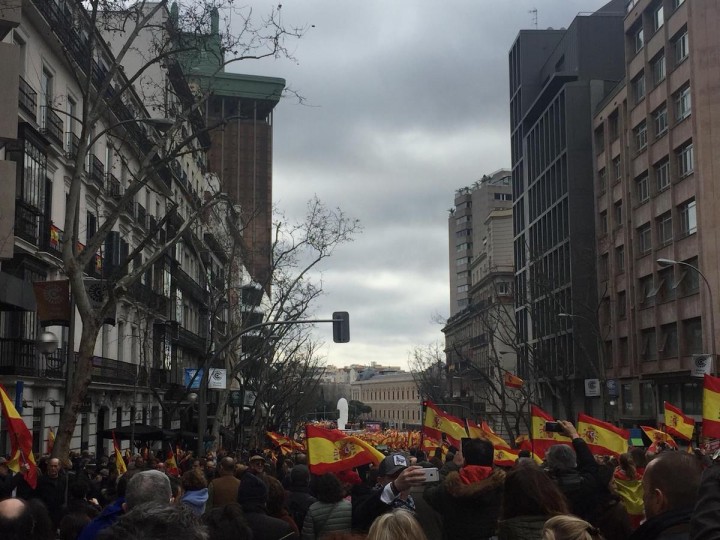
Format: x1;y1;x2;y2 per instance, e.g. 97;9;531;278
509;0;626;418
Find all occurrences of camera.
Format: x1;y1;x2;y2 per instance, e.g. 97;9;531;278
545;421;563;433
421;467;439;483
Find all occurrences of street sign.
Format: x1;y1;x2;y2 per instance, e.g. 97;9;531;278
692;355;713;377
584;378;601;397
607;379;619;397
184;368;202;389
209;368;227;389
229;390;242;407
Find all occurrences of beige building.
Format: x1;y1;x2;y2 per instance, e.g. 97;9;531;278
350;372;422;429
592;0;718;426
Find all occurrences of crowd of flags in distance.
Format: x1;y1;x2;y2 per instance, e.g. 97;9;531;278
1;374;720;480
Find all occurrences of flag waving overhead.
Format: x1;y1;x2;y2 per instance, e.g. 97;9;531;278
166;446;179;477
306;425;384;475
422;401;468;447
0;384;37;488
112;431;127;476
530;405;572;458
46;426;55;455
664;402;695;441
640;426;678;450
503;372;524;389
577;414;629;457
703;375;720;439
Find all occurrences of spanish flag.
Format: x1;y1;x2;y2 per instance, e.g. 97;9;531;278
0;385;38;488
504;372;524;389
664;402;695;441
165;446;179;477
577;414;629;457
306;425;384;475
703;375;720;439
46;426;55;455
493;446;519;467
112;431;127;475
466;420;511;449
530;405;571;458
613;472;644;529
422;401;468;447
640;426;677;450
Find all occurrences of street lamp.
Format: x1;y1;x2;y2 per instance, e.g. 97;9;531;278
37;331;59;356
558;312;608;419
657;258;717;373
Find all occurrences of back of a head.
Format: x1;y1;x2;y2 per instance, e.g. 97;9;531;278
543;515;605;540
59;512;92;540
290;464;310;487
645;451;702;511
219;457;235;474
367;509;428;540
125;470;172;509
98;502;208;540
630;447;647;469
202;503;252;540
182;468;208;492
501;463;569;519
315;472;345;504
546;444;577;471
462;437;494;467
0;498;54;540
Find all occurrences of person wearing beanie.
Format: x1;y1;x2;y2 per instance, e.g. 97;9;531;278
237;471;297;540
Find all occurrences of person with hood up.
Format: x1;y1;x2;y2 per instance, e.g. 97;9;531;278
423;437;505;539
179;468;209;515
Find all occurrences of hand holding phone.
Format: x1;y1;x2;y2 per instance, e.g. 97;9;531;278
421;467;439;483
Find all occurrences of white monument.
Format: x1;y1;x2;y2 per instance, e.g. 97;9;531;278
337;398;349;430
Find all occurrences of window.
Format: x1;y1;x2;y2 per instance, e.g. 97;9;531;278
595;126;605;152
651;54;666;85
614;201;623;228
639;274;655;305
638;223;652;255
634;121;648;152
616;245;625;272
641;328;657;361
674;257;700;295
634;26;645;53
653;5;664;32
657;213;673;245
673;0;685;8
641;383;656;416
632;73;646;104
658;266;675;301
622;384;633;413
677;141;694;177
457;285;469;294
674;29;689;64
675;86;691;121
609;112;619;140
613;157;622;182
598;168;607;192
678;199;697;236
617;291;627;319
683;318;703;355
635;173;649;203
654;105;668;137
656;159;670;190
599;253;609;280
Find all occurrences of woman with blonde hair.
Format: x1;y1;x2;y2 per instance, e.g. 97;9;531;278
367;510;428;540
543;515;605;540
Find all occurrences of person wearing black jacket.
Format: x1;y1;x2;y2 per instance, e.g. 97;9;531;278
31;457;69;528
0;457;23;499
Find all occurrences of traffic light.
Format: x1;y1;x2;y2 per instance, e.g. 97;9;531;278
332;311;350;343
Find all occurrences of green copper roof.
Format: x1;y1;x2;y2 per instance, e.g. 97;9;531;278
191;71;285;102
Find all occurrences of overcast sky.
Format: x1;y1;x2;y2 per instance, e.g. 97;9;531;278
230;0;614;369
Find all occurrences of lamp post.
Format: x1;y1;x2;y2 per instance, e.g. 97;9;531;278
558;312;607;420
657;258;717;374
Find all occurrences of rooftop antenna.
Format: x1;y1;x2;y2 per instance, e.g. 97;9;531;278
529;8;538;29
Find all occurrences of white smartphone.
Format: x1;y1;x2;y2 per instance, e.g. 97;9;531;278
422;467;439;483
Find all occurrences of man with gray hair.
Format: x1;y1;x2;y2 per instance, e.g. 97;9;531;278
123;470;173;511
543;420;607;526
98;503;207;540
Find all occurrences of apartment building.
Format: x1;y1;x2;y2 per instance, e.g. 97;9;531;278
508;0;626;419
350;371;422;429
0;0;268;455
592;0;719;426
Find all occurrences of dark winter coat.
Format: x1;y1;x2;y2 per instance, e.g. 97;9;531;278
496;515;548;540
286;488;316;533
424;468;506;540
690;464;720;540
629;506;693;540
243;503;298;540
32;473;69;527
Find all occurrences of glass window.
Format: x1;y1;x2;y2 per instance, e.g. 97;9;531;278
633;73;646;104
609;112;619;140
677;141;694;177
653;5;664;32
641;328;657;361
673;0;685;9
638;223;652;255
636;173;650;203
617;290;626;318
654;105;668;137
678;198;697;236
641;382;656;417
600;211;608;234
652;54;666;85
640;274;655;305
598;168;607;191
675;86;691;121
622;384;633;413
616;245;625;273
634;121;648;152
683;318;703;355
635;26;645;53
674;29;689;64
657;212;673;244
656;159;670;190
613;157;622;182
614;202;623;228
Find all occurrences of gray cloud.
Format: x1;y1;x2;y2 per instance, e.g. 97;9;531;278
231;0;613;367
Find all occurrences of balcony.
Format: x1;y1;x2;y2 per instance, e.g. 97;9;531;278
177;326;207;355
85;252;102;278
14;200;41;245
135;203;147;229
40;221;63;259
91;355;137;385
18;76;36;118
40;106;63;146
173;265;207;302
87;154;104;188
106;173;122;201
127;281;168;314
65;132;80;160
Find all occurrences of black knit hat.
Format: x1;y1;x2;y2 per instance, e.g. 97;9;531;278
237;472;268;506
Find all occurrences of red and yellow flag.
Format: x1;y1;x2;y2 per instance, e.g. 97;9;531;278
703;374;720;439
422;401;468;447
306;425;384;475
530;405;571;458
640;426;678;450
493;446;519;467
504;372;524;389
166;446;179;477
577;414;629;457
664;402;694;441
112;431;127;475
46;426;56;455
0;384;37;489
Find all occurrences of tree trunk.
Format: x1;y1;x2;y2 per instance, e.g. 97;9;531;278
52;321;99;460
209;388;229;452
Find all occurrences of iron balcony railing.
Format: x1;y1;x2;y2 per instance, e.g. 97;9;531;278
40;106;64;146
14;200;41;246
18;76;37;118
106;173;122;200
135;203;147;229
65;132;80;160
87;154;104;187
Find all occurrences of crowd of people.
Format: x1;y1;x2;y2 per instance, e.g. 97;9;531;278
0;419;719;540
